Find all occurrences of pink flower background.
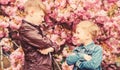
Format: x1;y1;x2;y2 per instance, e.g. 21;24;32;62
0;0;120;70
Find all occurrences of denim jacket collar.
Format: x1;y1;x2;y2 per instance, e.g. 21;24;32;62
81;42;95;50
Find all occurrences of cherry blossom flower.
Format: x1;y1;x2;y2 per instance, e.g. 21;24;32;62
0;21;9;28
1;6;18;16
0;0;9;5
0;38;13;51
107;0;118;3
10;47;24;70
0;30;4;38
116;0;120;7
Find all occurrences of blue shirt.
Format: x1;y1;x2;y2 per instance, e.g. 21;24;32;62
66;42;103;70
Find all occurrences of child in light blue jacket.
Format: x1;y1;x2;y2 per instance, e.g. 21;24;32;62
66;21;103;70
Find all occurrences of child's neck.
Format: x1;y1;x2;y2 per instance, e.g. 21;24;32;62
84;39;93;46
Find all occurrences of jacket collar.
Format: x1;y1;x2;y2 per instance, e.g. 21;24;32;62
81;42;95;50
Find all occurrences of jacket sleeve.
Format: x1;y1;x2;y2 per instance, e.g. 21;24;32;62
66;53;85;65
66;47;85;65
19;23;59;51
75;46;103;70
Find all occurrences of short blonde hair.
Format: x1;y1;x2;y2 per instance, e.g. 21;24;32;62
76;21;100;40
24;0;46;14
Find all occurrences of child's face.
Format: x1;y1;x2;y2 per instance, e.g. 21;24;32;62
27;9;45;23
72;27;90;46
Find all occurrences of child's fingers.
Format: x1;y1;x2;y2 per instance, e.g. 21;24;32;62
38;49;48;55
84;54;92;61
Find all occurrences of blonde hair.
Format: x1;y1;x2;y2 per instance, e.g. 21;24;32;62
76;21;100;40
24;0;46;14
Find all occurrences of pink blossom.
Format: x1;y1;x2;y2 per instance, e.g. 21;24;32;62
10;23;21;29
68;0;80;5
112;15;120;22
75;4;84;13
3;28;9;37
103;0;114;11
9;20;21;30
16;0;28;9
54;0;67;8
50;34;66;46
54;0;60;7
69;4;77;10
0;38;13;51
82;0;99;4
82;0;101;10
116;0;120;7
71;36;79;45
82;2;94;10
87;10;96;18
57;39;66;46
95;16;109;24
0;28;9;38
0;0;9;5
0;21;9;28
60;0;66;8
107;0;118;3
9;0;16;3
96;10;107;16
1;6;17;16
62;47;71;57
103;21;114;28
2;46;10;51
10;47;24;70
0;30;4;38
61;31;67;39
68;0;80;9
56;55;63;62
50;34;59;42
43;0;54;12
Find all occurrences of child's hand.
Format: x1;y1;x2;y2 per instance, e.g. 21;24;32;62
84;54;92;61
62;61;73;70
38;47;54;55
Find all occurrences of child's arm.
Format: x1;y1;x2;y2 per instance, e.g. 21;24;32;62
75;46;102;70
66;52;92;65
19;23;59;52
66;47;83;65
66;52;85;65
66;47;91;65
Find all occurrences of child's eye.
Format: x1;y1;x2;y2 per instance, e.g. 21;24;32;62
41;15;44;17
76;32;80;34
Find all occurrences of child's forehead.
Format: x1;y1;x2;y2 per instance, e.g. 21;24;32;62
24;0;41;10
76;27;87;32
77;21;93;28
74;21;94;32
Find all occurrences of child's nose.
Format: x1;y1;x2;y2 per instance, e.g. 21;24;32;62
73;33;77;37
72;36;77;41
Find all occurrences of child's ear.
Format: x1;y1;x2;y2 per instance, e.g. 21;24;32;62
87;32;92;39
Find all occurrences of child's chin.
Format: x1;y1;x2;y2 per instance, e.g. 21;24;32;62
72;41;77;45
72;42;81;46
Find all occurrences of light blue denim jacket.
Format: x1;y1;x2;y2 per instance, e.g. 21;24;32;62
66;42;103;70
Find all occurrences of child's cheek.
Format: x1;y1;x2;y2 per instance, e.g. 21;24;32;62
72;37;79;45
72;37;76;43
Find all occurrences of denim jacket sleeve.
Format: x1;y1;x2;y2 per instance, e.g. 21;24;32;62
66;47;85;65
75;46;103;70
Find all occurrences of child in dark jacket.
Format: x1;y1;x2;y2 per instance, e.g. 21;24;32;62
18;0;59;70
